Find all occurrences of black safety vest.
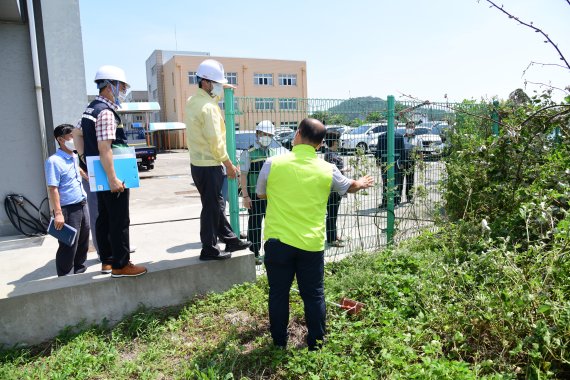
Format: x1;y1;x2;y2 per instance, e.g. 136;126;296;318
80;99;127;160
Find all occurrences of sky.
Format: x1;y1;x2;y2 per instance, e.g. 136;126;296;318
78;0;570;103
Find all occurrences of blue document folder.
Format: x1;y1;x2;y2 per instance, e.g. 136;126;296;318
47;217;78;247
86;147;140;192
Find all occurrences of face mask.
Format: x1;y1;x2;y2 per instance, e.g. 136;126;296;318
110;82;128;105
406;128;414;135
118;89;128;103
63;139;75;151
258;136;272;147
212;82;224;98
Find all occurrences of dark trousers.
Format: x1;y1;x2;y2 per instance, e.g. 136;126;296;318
326;192;342;243
403;161;415;200
264;239;326;349
82;178;99;254
96;189;130;269
56;202;90;276
191;165;237;256
381;165;403;206
247;193;266;256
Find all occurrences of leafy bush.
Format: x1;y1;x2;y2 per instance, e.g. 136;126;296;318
443;91;570;251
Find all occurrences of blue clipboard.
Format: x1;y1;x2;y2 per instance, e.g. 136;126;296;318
86;147;140;192
47;217;78;247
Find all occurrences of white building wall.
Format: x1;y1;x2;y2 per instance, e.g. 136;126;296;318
0;0;86;236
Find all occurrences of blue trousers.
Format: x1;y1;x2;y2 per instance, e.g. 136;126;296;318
264;239;325;349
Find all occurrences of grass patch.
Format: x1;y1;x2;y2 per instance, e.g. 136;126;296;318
1;230;569;378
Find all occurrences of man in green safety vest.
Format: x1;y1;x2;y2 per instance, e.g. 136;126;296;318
256;118;375;350
239;120;288;265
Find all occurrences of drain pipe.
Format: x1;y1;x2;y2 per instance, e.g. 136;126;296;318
26;0;50;163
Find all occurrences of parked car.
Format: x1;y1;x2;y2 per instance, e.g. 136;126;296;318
339;123;387;153
279;131;297;150
428;121;451;142
325;124;351;135
369;127;405;153
274;127;295;142
413;126;444;159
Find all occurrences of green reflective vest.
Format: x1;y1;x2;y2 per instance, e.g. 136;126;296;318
264;144;333;252
247;146;277;196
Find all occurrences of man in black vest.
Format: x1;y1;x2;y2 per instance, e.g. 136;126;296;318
375;131;406;208
73;65;147;278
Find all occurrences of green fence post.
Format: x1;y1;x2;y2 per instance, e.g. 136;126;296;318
387;95;395;245
224;87;240;235
492;100;499;136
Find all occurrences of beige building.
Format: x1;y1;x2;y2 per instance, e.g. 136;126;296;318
158;53;307;130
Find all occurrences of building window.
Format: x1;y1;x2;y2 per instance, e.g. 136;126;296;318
279;74;297;86
279;98;297;110
218;99;239;111
254;73;273;86
135;115;144;122
255;98;275;110
225;72;238;85
188;71;198;85
280;121;298;129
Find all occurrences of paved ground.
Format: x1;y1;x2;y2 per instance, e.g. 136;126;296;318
0;150;204;299
0;149;444;299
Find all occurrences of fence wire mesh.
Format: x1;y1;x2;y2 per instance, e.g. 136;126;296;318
224;96;494;269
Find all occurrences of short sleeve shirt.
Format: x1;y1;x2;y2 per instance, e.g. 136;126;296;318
44;150;86;206
256;156;352;196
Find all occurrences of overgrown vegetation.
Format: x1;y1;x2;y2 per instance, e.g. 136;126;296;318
1;89;569;378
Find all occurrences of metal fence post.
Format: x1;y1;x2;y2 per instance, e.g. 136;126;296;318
492;100;499;136
387;95;395;245
224;88;241;235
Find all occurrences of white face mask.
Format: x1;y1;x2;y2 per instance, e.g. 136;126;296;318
258;136;272;147
212;82;224;98
63;139;75;151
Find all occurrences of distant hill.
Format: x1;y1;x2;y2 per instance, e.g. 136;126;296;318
327;96;387;121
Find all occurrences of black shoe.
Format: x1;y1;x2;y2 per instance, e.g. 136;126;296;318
200;251;232;261
225;240;252;252
378;203;387;210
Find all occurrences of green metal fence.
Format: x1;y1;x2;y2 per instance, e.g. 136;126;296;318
223;90;494;267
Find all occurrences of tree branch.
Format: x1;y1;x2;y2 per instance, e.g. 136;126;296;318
523;80;570;94
522;61;570;77
520;104;570;126
484;0;570;70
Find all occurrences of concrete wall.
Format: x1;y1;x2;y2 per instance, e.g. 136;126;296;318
0;252;256;347
0;16;47;236
0;0;86;236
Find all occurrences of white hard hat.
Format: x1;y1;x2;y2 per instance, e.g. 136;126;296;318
196;59;228;84
256;120;275;136
94;65;129;87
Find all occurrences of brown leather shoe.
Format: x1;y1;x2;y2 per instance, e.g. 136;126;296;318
101;264;112;274
111;262;147;278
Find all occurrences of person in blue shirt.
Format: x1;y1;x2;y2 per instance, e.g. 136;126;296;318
44;124;90;276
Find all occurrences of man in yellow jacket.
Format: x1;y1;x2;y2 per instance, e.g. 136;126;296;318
185;59;251;260
256;118;374;350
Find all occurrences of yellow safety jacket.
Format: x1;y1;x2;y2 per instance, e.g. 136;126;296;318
264;144;333;251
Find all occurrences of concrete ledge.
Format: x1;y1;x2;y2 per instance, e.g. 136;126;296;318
0;251;256;347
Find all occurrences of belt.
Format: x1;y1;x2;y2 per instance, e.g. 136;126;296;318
62;199;87;208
